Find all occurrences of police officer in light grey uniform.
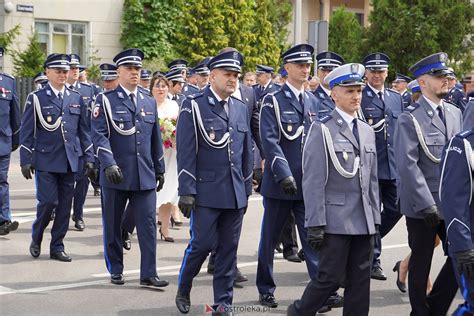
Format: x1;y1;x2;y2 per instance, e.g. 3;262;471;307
288;63;380;316
394;52;462;315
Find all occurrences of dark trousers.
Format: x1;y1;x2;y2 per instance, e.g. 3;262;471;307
178;206;244;307
373;179;401;268
256;197;319;294
451;256;474;315
406;217;459;316
0;154;11;223
293;234;374;316
279;211;299;257
72;157;89;220
101;187;156;279
32;170;75;252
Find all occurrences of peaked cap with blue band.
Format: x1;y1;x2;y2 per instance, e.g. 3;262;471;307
407;79;420;93
324;63;366;89
409;52;450;78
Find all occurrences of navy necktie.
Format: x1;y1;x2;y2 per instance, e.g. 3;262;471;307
352;118;360;145
437;105;446;126
299;93;304;107
58;92;63;102
378;91;385;107
130;93;136;108
220;100;229;115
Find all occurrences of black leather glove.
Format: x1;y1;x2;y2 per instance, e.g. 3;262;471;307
178;195;195;219
156;173;165;192
11;144;19;152
421;205;440;229
21;164;34;180
84;162;97;181
105;165;123;185
307;226;325;251
280;176;297;196
455;249;474;278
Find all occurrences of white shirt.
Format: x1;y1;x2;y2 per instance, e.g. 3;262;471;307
49;85;65;99
368;83;385;100
232;82;242;101
423;95;443;112
335;107;357;132
120;84;138;106
320;84;331;97
210;86;230;114
286;81;305;101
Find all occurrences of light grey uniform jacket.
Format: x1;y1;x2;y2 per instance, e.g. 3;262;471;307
302;109;381;235
394;96;462;219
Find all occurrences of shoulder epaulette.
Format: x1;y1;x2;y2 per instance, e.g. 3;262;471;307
80;82;91;87
67;88;81;96
189;92;203;99
387;88;400;95
405;102;420;112
459;129;474;138
138;86;152;96
318;114;332;123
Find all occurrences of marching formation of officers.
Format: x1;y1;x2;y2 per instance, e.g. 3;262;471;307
0;40;474;316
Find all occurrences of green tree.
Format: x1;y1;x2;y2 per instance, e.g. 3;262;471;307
174;0;229;65
86;45;101;82
267;0;292;53
329;6;363;63
12;33;46;77
121;0;183;60
0;25;20;53
222;0;258;70
248;0;282;70
366;0;473;78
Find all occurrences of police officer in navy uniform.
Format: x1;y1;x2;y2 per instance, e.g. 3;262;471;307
288;63;380;316
65;54;98;231
165;68;186;105
313;51;344;118
194;57;212;90
360;52;404;281
100;63;119;92
253;64;279;105
139;69;152;91
394;52;462;315
464;98;474;129
0;47;21;236
440;127;474;315
91;48;168;287
183;67;200;96
20;53;95;261
175;49;253;315
33;72;48;90
392;73;412;108
445;67;467;113
257;44;340;311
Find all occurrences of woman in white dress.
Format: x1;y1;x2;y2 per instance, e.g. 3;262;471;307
151;75;180;242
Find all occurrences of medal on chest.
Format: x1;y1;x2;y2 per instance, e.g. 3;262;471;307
287;124;293;132
46;116;52;123
140;108;146;116
368;118;373;125
119;123;124;129
209;129;216;140
343;150;349;162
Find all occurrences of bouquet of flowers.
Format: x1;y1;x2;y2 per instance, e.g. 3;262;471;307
159;117;177;149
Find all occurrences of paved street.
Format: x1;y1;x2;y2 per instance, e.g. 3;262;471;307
0;152;463;315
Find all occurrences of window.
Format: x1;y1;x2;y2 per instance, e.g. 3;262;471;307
35;20;88;64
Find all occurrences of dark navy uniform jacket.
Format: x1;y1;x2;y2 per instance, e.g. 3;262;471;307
182;83;200;97
254;82;279;104
313;85;335;118
361;86;403;180
0;73;20;156
445;87;467;113
440;128;474;254
401;90;412;108
20;84;93;172
176;86;253;210
259;83;320;200
91;85;165;191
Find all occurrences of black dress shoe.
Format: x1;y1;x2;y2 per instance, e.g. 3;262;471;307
297;249;305;261
284;253;302;263
234;267;248;283
94;188;101;196
111;273;125;285
29;241;40;258
207;262;215;274
371;266;387;280
140;276;169;288
317;305;332;314
393;260;407;293
122;230;131;251
50;251;72;262
274;244;283;253
0;221;18;235
259;293;278;308
176;289;191;314
326;292;344;308
74;219;85;231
